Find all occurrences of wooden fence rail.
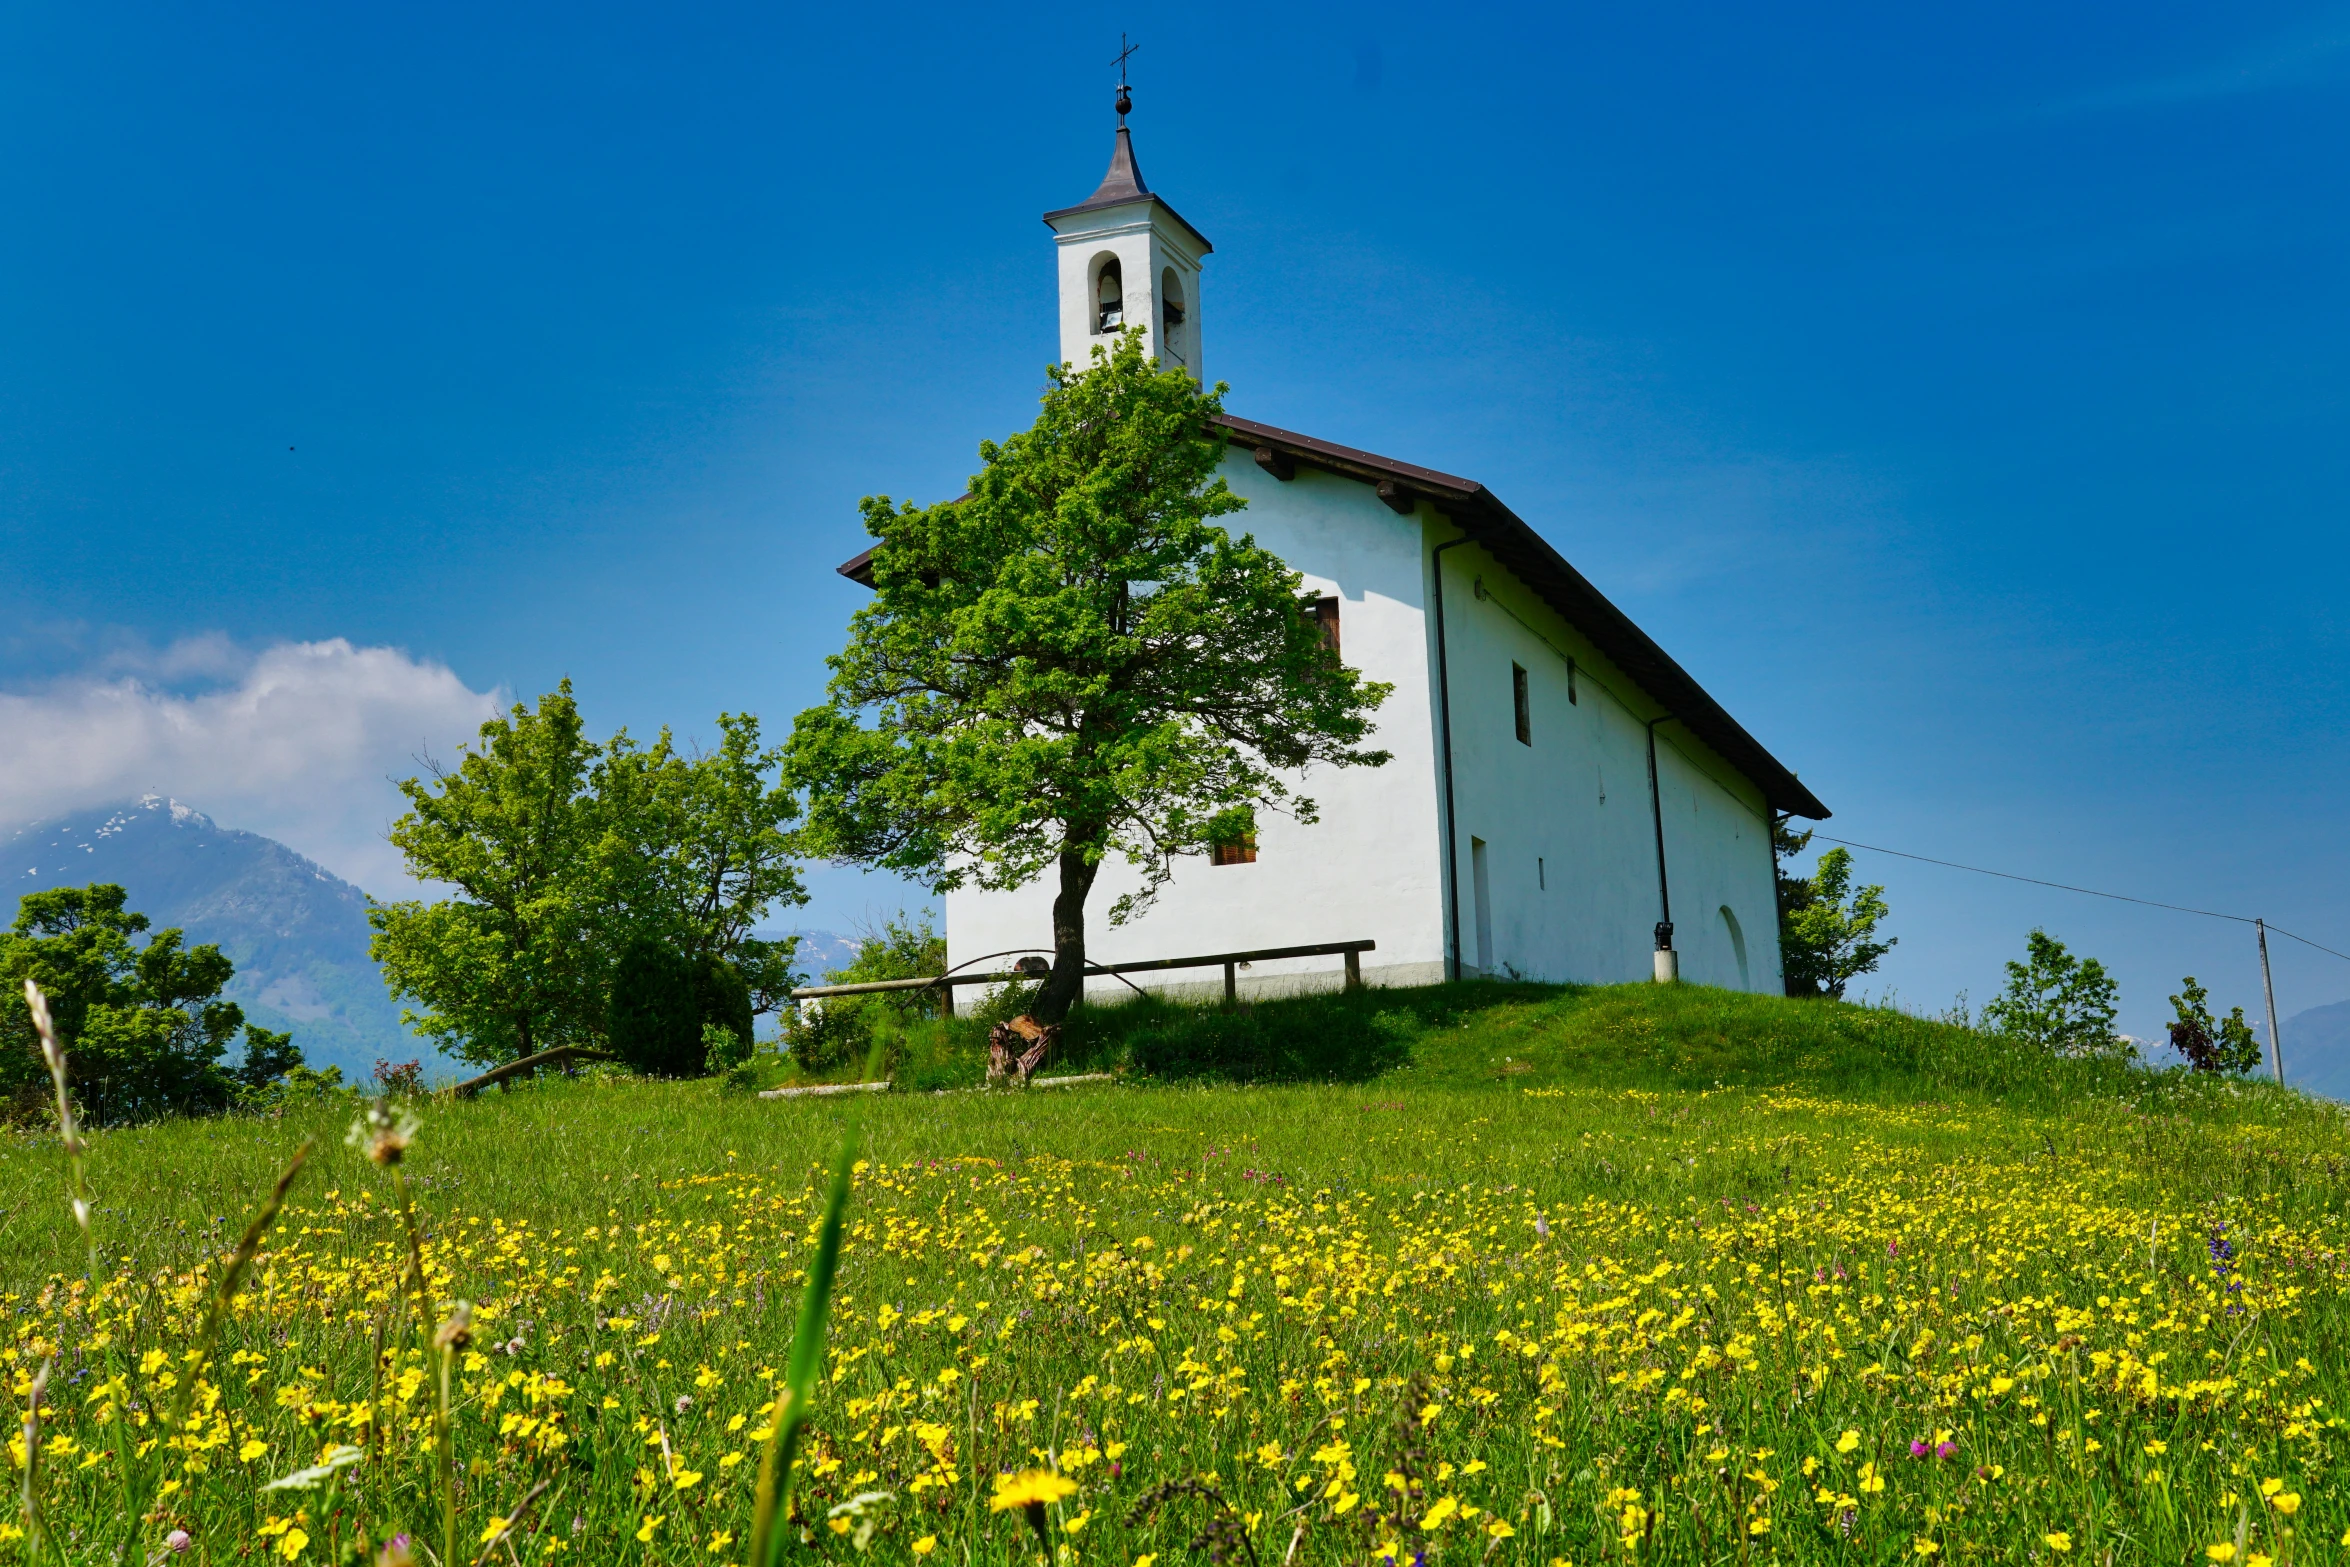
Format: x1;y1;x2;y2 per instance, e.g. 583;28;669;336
787;938;1376;1006
450;1046;620;1099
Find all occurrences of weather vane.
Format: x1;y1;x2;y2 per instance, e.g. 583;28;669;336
1112;33;1138;118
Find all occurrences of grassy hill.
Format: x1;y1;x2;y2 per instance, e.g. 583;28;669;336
2;981;2345;1564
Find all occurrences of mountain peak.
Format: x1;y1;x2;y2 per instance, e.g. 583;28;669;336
4;800;421;1079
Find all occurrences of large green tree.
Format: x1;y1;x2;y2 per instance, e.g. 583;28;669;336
0;884;301;1123
786;333;1392;1022
593;711;806;1012
371;685;806;1067
370;683;608;1066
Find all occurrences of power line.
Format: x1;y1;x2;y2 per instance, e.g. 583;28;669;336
1808;834;2350;966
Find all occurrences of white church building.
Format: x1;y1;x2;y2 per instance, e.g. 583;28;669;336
840;107;1831;1001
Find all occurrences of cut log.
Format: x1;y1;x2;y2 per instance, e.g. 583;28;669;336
986;1015;1060;1086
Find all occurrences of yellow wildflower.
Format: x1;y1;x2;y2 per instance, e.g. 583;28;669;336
991;1470;1079;1511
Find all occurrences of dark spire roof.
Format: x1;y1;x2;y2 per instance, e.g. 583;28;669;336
1041;117;1212;253
1085;123;1148;206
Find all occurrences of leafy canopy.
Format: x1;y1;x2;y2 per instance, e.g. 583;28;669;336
371;683;806;1067
786;332;1390;1016
370;683;607;1066
1774;827;1895;1000
0;883;304;1124
1982;928;2125;1058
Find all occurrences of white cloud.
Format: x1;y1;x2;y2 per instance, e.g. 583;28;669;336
0;639;502;895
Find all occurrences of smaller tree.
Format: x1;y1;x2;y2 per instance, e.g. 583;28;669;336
1778;840;1895;999
1982;929;2124;1057
2166;975;2262;1075
594;710;806;1013
0;884;300;1123
234;1025;304;1091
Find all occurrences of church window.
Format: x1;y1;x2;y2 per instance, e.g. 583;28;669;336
1513;663;1532;746
1096;259;1124;333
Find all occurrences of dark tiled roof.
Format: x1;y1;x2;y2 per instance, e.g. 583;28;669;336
832;416;1829;820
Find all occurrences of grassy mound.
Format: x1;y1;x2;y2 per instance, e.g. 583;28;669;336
763;978;2156;1110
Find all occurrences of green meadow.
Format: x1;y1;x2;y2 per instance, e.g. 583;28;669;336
3;982;2346;1565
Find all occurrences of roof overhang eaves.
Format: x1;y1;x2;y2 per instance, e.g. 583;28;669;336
1040;193;1213;256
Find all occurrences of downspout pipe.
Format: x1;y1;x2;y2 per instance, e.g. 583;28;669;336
1431;533;1475;982
1645;714;1679;981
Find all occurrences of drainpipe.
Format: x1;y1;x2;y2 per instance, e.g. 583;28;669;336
1645;714;1678;982
1431;532;1474;982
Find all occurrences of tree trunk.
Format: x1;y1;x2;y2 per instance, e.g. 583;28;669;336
1032;845;1099;1024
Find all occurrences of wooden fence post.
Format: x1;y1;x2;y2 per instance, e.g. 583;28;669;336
1344;949;1362;991
1223;962;1238;1007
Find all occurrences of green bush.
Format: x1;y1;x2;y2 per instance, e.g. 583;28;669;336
788;996;882;1074
702;1021;752;1072
697;958;754;1058
608;939;703;1077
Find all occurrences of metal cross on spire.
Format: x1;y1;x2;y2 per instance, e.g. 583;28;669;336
1112;33;1138;118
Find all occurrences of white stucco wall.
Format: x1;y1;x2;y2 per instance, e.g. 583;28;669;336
946;459;1786;1005
1428;534;1782;992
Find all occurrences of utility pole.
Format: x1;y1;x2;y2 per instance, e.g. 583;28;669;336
2256;918;2285;1085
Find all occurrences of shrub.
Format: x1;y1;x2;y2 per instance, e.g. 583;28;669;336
702;1021;752;1072
372;1058;426;1096
697;957;755;1055
608;938;704;1077
2167;976;2263;1075
788;997;878;1074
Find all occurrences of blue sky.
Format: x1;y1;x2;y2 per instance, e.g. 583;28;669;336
2;1;2345;1047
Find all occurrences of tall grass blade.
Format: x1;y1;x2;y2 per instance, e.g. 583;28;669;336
748;1129;859;1567
16;1358;49;1563
21;980;95;1280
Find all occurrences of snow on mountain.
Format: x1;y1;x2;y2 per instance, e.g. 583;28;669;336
3;796;427;1080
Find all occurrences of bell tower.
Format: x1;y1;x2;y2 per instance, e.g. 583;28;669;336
1042;71;1211;380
